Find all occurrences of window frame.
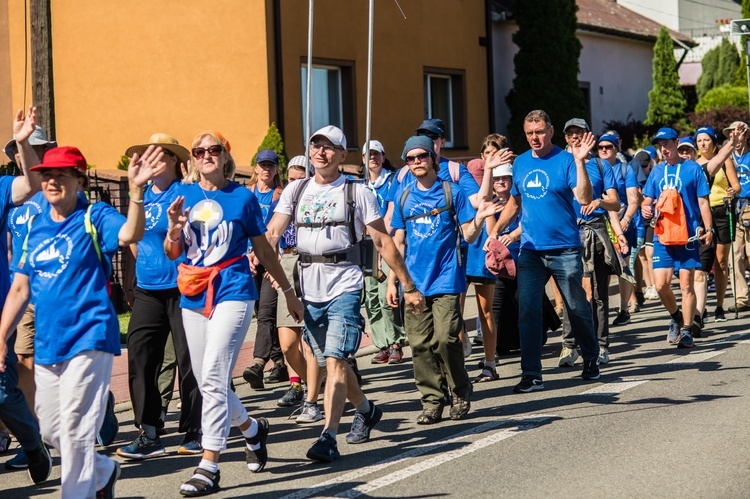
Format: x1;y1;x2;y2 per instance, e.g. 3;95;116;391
423;67;467;149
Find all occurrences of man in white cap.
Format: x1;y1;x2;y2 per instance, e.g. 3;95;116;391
263;126;425;462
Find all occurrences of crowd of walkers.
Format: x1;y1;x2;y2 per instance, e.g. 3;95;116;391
1;105;749;497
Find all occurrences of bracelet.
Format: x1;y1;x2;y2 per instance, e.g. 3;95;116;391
166;233;181;243
130;197;144;205
281;285;293;293
404;285;418;294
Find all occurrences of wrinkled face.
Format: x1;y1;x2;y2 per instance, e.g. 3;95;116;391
363;149;384;172
525;120;553;152
255;160;277;185
192;136;226;178
40;167;83;205
597;141;617;162
493;175;512;196
310;137;346;171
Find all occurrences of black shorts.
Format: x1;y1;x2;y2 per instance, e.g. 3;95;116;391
699;242;716;273
711;205;733;244
645;224;654;246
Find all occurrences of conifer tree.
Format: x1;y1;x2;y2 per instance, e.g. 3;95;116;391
646;27;687;126
253;123;288;180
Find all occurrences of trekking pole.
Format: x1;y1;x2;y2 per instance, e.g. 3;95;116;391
727;197;739;320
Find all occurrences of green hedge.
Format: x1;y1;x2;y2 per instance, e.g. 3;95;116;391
695;85;749;112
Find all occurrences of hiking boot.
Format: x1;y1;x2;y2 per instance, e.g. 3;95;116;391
346;402;382;444
5;448;28;469
242;364;265;390
266;363;289;384
371;347;390;364
277;383;304;407
294;403;324;424
598;347;610;365
449;386;471;420
667;319;681;344
715;306;727;323
558;346;579;367
306;431;340;462
388;344;404;364
416;406;443;425
581;358;600;380
612;310;631;326
512;376;544;393
96;461;121;499
245;417;269;472
97;391;118;447
678;327;695;348
116;431;166;460
26;441;52;484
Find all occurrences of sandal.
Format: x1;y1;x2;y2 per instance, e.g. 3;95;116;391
472;366;499;384
0;430;11;454
179;468;220;497
245;417;269;473
416;407;443;425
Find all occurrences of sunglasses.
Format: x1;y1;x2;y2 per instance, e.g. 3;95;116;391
405;152;431;165
191;145;223;160
417;131;441;141
598;145;615;151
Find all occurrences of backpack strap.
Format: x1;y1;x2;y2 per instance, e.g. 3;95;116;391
18;214;38;269
272;185;282;204
291;177;312;243
448;160;461;183
345;179;358;246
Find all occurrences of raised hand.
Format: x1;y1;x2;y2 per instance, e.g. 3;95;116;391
476;197;503;220
483;147;514;170
571;132;596;161
13;106;37;144
128;145;162;188
167;196;190;238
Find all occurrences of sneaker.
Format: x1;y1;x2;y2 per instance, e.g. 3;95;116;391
5;449;28;469
581;358;600;380
449;385;471;420
694;313;704;331
306;431;340;462
177;439;203;456
635;291;646;307
245;417;269;472
295;403;324;424
512;375;544;393
371;347;391;364
116;431;166;460
715;306;727;323
388;344;404;364
558;346;579;367
277;383;304;407
346;402;382;444
678;327;695;348
96;461;121;499
612;310;631;326
598;347;610;365
266;363;289;384
646;285;659;300
242;364;265;390
26;441;52;484
97;391;118;447
667;319;681;344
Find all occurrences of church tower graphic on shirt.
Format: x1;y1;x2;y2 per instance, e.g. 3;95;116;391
522;169;549;200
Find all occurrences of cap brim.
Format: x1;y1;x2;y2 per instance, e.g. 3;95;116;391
29;163;85;172
125;143;190;165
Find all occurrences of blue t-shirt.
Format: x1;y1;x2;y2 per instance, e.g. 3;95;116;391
368;170;395;217
391;180;475;296
733;151;750;200
466;226;495;280
496;208;521;262
643;160;711;240
0;177;18;303
611;160;639;207
250;184;281;225
17;200;125;365
510;146;581;250
8;191;45;273
137;180;184;290
385;160;480;205
578;158;616;221
177;182;266;309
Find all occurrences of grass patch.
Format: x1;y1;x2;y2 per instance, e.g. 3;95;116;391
118;311;130;345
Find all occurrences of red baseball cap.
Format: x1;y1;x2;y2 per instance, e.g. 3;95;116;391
485;238;516;279
29;146;87;173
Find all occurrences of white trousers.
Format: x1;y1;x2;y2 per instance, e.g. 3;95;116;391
182;300;254;451
35;350;115;498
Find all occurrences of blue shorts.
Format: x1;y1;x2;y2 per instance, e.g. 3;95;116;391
652;239;701;270
302;291;362;366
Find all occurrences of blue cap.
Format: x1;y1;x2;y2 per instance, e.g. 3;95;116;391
402;136;437;162
678;136;697;150
694;126;718;143
644;146;658;159
598;134;619;148
605;130;621;141
415;118;445;137
256;149;279;165
651;127;679;144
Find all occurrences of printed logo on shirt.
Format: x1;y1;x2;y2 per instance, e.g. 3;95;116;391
9;200;43;238
657;172;684;192
299;193;337;227
407;202;440;239
29;234;74;278
736;162;750;191
522;169;550;199
281;222;296;247
259;202;271;221
186;199;232;266
144;202;162;231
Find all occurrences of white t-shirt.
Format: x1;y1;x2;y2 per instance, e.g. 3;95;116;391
275;175;381;302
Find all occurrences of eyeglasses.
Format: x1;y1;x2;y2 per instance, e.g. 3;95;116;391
493;177;511;183
311;143;342;154
677;148;694;154
598;145;615;151
191;145;223;160
565;129;586;137
405;152;430;164
417;131;441;141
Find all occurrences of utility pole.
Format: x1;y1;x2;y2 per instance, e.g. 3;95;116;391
30;0;55;139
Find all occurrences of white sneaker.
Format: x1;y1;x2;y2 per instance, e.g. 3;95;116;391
598;347;610;364
558;347;579;367
646;286;659;300
295;404;324;424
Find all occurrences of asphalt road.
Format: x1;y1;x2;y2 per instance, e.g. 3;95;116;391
3;287;750;498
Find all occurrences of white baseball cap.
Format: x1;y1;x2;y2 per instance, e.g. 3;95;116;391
362;140;385;155
493;163;513;177
310;125;347;149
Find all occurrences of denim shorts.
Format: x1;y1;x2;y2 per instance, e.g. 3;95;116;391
302;291;362;366
652;239;701;270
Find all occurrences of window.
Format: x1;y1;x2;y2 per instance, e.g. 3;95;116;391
300;59;356;147
424;68;467;149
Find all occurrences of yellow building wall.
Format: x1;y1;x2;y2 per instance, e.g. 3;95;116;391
278;0;489;160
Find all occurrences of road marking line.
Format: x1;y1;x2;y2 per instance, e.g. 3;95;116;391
580;379;649;396
279;415;555;499
666;350;725;364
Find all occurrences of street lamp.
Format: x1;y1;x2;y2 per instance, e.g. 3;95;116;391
731;18;750;112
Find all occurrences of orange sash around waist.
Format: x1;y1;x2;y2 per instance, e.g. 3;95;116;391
177;255;244;317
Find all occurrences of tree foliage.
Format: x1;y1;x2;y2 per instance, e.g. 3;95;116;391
505;0;586;151
716;38;740;88
646;27;687;127
688;105;750;133
252;123;288;180
696;46;719;99
695;85;749;112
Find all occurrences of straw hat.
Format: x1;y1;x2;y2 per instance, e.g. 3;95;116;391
125;133;190;165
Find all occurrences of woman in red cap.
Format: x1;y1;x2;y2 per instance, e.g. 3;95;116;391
0;143;158;497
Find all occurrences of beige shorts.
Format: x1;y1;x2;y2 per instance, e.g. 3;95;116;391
276;253;302;329
14;304;36;356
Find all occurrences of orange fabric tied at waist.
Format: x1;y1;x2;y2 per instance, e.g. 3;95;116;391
177;255;244;317
654;189;689;245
